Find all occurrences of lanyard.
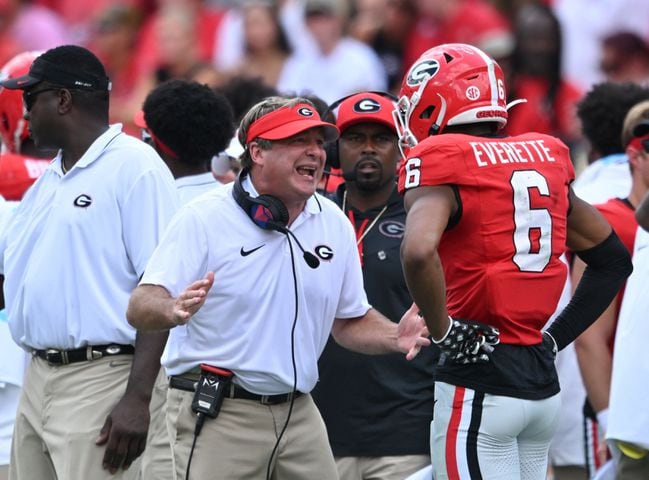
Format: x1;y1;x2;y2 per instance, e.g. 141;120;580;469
343;190;388;265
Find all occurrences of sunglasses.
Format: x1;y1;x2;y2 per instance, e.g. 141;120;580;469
23;87;61;111
643;138;649;154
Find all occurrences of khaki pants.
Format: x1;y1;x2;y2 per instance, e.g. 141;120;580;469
10;355;139;480
166;387;338;480
140;368;173;480
335;454;430;480
616;453;649;480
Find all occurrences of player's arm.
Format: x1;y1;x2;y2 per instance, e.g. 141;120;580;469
572;256;616;414
545;188;632;351
636;190;649;231
400;185;456;340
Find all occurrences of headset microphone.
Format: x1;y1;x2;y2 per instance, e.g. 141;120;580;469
322;168;344;177
277;226;320;269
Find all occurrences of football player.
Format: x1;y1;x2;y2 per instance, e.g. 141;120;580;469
0;51;52;200
395;43;633;479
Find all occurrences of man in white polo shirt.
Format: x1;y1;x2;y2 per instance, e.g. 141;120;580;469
134;79;235;480
0;45;179;480
127;96;430;480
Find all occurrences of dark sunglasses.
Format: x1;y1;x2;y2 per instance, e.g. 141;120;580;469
643;138;649;154
22;87;85;112
22;87;61;111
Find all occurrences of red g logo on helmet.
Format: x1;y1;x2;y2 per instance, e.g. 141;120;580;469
0;51;42;153
395;43;509;146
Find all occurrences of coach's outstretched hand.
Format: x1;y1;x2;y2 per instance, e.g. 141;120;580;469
172;272;215;325
397;303;431;360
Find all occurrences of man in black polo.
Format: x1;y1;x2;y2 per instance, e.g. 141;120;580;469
313;91;438;480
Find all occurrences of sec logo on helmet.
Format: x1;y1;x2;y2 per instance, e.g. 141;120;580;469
406;59;440;87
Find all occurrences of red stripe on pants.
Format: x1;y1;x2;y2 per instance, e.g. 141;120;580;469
592;420;601;470
446;386;465;479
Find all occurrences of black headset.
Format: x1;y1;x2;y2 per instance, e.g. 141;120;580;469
232;168;289;232
232;169;320;269
323;91;399;171
231;167;321;480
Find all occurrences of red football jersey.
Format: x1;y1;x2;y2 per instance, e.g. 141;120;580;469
594;197;636;351
0;153;50;200
399;132;575;345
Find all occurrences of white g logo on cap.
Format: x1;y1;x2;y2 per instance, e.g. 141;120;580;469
353;99;381;113
297;107;314;117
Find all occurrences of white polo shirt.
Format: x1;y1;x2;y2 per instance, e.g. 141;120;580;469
572;153;631;204
176;172;220;205
142;178;370;394
0;124;179;351
608;226;649;450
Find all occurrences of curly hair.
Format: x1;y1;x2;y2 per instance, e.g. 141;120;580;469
143;79;234;166
577;82;649;157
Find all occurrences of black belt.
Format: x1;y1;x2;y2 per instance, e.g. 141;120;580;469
34;344;135;365
169;375;302;406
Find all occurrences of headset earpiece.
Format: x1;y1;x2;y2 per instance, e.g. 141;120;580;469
232;169;289;232
324;140;340;170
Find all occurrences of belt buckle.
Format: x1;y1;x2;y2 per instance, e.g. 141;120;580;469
86;346;104;361
45;348;68;365
259;395;272;405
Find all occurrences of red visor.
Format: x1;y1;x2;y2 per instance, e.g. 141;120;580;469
246;103;339;144
628;132;649;152
133;110;178;159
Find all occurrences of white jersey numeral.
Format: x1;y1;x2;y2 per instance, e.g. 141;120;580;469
510;170;552;272
404;157;422;188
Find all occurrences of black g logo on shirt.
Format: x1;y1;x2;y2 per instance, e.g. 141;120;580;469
73;194;92;208
315;245;334;261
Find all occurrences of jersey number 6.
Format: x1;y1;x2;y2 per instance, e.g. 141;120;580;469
510;170;552;272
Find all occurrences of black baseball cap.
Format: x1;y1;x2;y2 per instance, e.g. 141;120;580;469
0;45;111;92
633;120;649;137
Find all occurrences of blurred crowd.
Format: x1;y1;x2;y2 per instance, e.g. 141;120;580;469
0;0;647;164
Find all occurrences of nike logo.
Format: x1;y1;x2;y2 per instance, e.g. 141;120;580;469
240;245;265;256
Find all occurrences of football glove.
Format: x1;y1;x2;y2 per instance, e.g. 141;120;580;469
433;317;500;364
